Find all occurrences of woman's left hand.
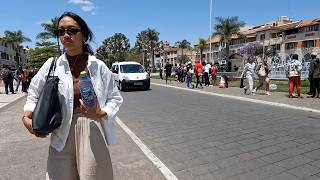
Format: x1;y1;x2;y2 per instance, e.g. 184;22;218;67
79;99;107;119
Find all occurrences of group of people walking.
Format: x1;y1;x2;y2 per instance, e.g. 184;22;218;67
161;52;320;99
163;59;219;89
0;66;36;94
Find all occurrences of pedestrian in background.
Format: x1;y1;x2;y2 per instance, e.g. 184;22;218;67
22;11;123;180
210;63;218;86
241;56;256;95
164;62;172;84
308;55;320;98
204;62;211;86
159;67;163;79
186;61;194;88
2;66;15;95
308;52;317;97
254;58;271;95
20;70;28;93
194;59;203;88
287;54;303;98
14;67;22;92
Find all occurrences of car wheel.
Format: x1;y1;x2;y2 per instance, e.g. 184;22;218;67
144;84;150;90
119;81;126;91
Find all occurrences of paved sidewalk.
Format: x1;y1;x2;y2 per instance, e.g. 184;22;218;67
0;86;26;110
151;78;320;111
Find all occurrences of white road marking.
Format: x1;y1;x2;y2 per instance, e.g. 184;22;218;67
151;82;320;114
115;117;179;180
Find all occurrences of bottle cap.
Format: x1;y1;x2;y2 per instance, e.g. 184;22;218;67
80;71;87;77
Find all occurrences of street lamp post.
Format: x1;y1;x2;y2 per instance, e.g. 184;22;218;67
209;0;213;63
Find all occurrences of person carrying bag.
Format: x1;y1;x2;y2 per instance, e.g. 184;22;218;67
31;57;62;135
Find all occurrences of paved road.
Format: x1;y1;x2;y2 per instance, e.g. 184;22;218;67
118;84;320;180
0;98;166;180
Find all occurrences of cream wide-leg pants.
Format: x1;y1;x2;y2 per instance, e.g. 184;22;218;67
46;114;113;180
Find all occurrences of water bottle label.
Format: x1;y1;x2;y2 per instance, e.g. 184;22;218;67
80;86;95;106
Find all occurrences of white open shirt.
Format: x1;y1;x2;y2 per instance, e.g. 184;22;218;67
24;53;123;152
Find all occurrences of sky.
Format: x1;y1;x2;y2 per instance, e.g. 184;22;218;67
1;0;320;51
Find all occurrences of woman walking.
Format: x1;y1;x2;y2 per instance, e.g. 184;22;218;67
22;12;123;180
241;56;256;95
254;59;271;95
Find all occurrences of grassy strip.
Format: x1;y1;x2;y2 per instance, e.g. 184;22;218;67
152;75;310;94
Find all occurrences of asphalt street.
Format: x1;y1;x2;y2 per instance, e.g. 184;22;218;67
118;84;320;180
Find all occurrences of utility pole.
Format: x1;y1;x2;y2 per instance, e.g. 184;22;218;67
209;0;213;63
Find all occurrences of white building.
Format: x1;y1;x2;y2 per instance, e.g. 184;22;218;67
0;36;29;69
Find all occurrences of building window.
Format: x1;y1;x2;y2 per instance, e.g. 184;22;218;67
271;44;281;51
1;52;6;59
302;40;315;48
305;25;319;32
286;29;299;35
285;42;297;50
271;33;277;38
260;34;265;41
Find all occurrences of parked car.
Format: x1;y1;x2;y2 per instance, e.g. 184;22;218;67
111;61;150;91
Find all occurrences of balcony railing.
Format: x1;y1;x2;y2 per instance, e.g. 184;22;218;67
284;31;320;42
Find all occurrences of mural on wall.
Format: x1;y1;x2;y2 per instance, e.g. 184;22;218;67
239;42;319;78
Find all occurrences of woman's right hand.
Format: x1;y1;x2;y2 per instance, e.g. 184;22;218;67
22;116;47;138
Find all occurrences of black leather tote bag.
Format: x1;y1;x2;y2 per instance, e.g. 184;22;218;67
240;77;244;88
32;58;62;135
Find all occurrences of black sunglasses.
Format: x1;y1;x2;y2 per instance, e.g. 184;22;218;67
56;28;81;36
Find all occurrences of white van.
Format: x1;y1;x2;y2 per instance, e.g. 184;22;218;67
111;61;150;91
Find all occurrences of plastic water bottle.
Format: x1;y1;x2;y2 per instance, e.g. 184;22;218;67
78;71;96;108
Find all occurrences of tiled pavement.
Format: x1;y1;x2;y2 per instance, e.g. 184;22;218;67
117;79;320;180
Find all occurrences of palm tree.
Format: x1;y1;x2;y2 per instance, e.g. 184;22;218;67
135;28;159;71
4;30;31;66
198;38;208;63
175;39;191;64
214;16;245;63
36;17;61;55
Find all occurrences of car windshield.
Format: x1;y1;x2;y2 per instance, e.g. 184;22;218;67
120;64;145;73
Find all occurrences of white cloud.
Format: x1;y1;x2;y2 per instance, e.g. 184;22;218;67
81;5;95;12
36;20;52;25
68;0;96;15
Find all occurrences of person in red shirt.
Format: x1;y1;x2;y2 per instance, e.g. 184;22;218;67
210;63;218;86
194;59;203;88
20;70;28;93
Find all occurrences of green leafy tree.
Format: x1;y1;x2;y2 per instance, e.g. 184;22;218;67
36;17;61;54
135;28;159;71
95;46;109;65
198;38;208;63
214;16;245;63
127;47;143;64
3;30;31;66
96;33;130;66
175;39;191;64
28;38;59;68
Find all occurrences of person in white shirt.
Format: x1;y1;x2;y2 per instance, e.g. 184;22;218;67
204;62;211;86
241;56;256;95
287;54;303;98
22;12;123;180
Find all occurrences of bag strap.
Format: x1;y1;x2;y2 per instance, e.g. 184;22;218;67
46;57;57;81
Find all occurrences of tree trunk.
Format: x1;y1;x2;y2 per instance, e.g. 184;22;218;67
56;37;61;55
152;49;155;72
181;48;184;64
225;41;230;62
225;41;230;72
200;49;203;63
